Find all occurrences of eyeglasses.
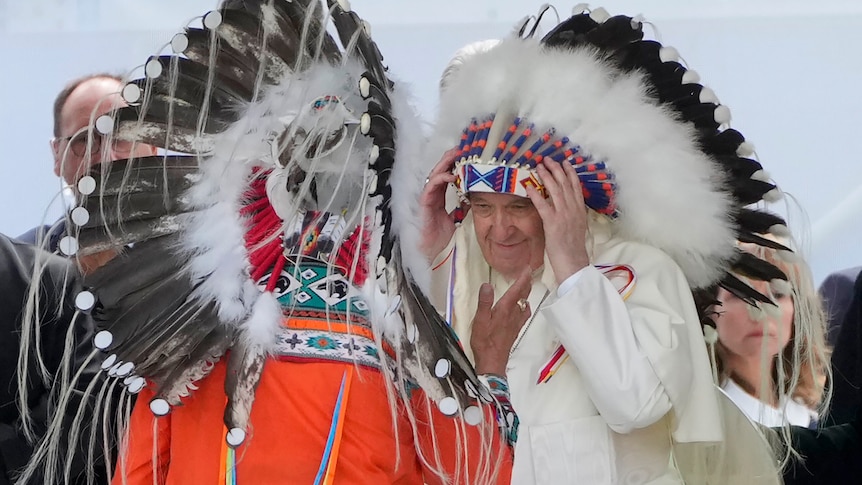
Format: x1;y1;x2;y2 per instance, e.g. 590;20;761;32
54;129;134;158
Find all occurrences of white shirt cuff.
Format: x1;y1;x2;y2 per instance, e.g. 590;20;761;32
556;266;590;298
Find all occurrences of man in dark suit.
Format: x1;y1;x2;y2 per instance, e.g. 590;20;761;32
18;73;156;272
782;409;862;484
0;233;108;484
825;269;862;428
819;266;862;346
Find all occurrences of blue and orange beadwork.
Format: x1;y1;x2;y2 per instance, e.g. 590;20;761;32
453;115;617;217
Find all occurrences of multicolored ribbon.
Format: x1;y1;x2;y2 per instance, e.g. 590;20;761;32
219;427;238;485
314;367;354;485
217;368;355;485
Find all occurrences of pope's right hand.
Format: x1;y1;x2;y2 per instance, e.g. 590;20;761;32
419;147;466;261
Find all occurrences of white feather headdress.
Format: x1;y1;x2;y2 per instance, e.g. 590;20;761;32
426;12;787;295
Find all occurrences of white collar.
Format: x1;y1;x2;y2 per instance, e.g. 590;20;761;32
721;379;814;428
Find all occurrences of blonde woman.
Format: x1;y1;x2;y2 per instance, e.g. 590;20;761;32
706;239;830;428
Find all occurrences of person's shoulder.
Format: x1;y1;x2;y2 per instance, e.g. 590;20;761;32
14;220;65;252
821;266;862;288
0;233;75;286
15;224;52;244
0;233;36;275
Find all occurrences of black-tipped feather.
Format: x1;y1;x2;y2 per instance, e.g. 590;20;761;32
736;231;792;252
714;155;763;181
115;101;228;138
539;12;790;316
734;208;787;234
678;103;722;132
701;129;746;156
732;179;778;206
731;251;788;282
720;274;775;306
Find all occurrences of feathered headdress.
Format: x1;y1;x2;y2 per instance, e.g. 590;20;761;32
429;6;791;302
22;2;492;476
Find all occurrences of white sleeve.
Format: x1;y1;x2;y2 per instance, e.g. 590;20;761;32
555;266;587;297
542;262;695;434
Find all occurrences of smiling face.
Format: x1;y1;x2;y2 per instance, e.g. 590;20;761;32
714;279;794;361
469;192;545;280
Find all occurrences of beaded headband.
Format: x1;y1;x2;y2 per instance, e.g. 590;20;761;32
452;115;617;217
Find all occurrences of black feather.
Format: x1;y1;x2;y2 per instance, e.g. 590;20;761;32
582;15;644;53
719;274;774;306
731;251;788;282
610;40;663;71
677;103;722;132
540;13;599;48
83;235;224;377
731;179;778;206
662;84;713;110
736;231;792;252
714;155;763;181
734;208;787;235
700;129;746;157
358;72;391;112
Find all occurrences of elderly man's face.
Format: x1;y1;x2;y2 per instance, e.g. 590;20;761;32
52;77;156;186
470;192;545;280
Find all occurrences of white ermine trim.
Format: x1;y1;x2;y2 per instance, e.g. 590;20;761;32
363;275;403;341
388;83;433;293
239;290;283;353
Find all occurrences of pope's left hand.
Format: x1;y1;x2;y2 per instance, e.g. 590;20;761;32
526;161;590;285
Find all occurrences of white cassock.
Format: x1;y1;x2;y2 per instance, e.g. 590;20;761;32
430;213;780;485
